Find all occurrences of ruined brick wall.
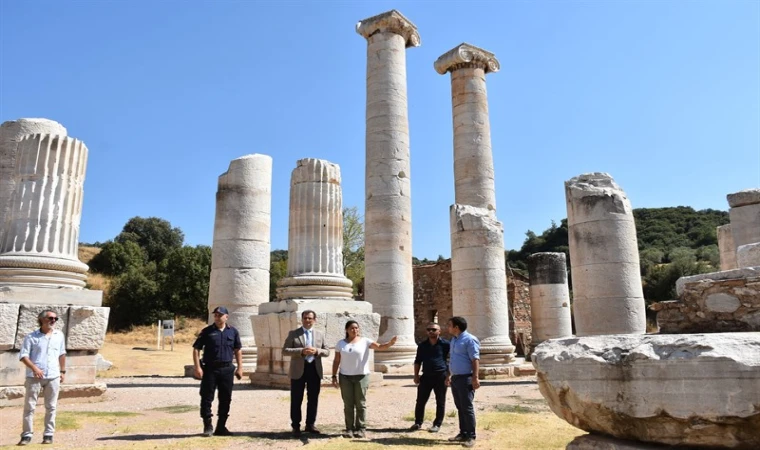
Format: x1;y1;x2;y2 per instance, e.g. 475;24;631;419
413;260;532;355
508;271;532;355
413;260;454;342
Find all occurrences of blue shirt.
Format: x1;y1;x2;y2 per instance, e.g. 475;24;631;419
193;324;242;364
19;329;67;379
414;338;450;374
303;327;314;363
448;331;480;376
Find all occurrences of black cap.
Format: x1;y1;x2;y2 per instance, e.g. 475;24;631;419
212;306;229;315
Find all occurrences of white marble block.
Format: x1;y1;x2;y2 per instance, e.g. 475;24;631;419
727;189;760;253
208;154;272;352
67;306;110;350
356;10;420;370
0;303;20;350
717;224;738;271
565;173;646;336
14;305;69;350
527;252;572;345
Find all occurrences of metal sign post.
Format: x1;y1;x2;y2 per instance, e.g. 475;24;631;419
162;319;175;351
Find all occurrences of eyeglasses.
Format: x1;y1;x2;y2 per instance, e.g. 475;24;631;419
426;328;439;332
47;317;59;322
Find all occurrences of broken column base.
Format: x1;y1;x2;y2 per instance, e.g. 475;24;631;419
250;299;384;388
0;383;108;406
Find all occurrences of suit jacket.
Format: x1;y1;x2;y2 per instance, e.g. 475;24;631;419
283;327;330;379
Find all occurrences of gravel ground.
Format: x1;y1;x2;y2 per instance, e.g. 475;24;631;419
0;375;545;449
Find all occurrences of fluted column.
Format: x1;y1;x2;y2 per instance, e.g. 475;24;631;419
1;119;68;247
277;158;352;299
208;154;272;371
565;173;646;336
437;44;515;366
356;10;420;370
0;133;89;288
527;252;572;347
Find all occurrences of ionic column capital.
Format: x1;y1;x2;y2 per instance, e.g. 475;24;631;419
356;9;420;48
435;43;500;75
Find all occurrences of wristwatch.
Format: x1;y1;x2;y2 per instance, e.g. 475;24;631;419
60;371;66;373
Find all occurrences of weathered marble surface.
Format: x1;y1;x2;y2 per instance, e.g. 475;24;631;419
728;189;760;254
718;224;738;271
533;333;760;449
208;154;272;352
565;173;646;336
277;158;353;300
737;243;760;268
527;252;572;345
567;435;674;450
357;9;419;370
13;304;69;350
67;306;110;350
0;303;20;350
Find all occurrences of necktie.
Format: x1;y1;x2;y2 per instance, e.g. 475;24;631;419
305;330;314;363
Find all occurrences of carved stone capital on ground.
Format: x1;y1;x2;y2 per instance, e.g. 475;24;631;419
435;43;500;75
356;10;420;48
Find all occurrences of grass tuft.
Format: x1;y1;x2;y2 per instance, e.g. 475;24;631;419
150;405;197;414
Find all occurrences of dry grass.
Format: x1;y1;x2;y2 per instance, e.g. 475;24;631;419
105;318;206;346
86;273;111;291
79;246;101;264
98;342;195;377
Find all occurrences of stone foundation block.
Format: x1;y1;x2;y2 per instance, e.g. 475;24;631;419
567;435;675;450
0;286;103;306
0;303;20;350
67;306;110;349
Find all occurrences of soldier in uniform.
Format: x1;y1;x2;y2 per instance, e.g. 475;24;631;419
192;306;243;437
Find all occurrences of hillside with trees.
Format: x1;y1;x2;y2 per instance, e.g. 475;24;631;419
506;207;729;303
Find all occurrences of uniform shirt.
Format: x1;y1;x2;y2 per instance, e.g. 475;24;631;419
193;324;242;365
19;329;67;379
336;337;372;376
414;338;450;374
449;331;480;376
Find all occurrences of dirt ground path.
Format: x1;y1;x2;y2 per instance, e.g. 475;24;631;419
0;373;583;449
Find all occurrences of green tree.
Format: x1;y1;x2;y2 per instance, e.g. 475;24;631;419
87;240;147;275
105;264;162;330
343;206;365;296
158;245;212;319
115;217;184;263
269;252;288;301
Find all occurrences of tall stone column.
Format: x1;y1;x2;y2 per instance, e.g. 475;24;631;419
565;173;646;336
208;154;272;372
727;189;760;253
277;158;353;299
0;133;89;288
436;43;515;368
356;10;419;371
527;252;572;348
718;224;738;271
0;119;68;249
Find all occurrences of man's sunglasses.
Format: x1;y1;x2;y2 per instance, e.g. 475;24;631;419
47;317;59;322
426;328;439;332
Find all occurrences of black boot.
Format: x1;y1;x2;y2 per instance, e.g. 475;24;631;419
214;416;232;436
203;417;213;437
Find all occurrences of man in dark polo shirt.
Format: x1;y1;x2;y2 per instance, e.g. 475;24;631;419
192;306;243;437
410;322;450;433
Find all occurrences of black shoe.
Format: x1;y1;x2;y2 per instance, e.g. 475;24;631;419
292;427;302;437
409;423;421;431
17;436;31;446
304;425;321;434
42;436;53;445
449;433;466;442
214;426;232;436
203;418;213;437
354;429;366;438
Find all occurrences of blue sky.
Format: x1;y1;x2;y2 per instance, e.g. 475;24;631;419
1;1;758;258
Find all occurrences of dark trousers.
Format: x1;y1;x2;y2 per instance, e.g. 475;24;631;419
199;364;234;419
451;375;476;438
414;372;447;426
290;362;321;428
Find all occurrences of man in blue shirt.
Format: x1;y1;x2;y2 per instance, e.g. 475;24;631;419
192;306;243;437
410;322;450;433
17;310;67;446
445;316;480;448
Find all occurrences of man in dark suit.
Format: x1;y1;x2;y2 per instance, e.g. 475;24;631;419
282;310;330;436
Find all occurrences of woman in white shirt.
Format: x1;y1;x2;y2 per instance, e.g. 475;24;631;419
331;320;396;438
